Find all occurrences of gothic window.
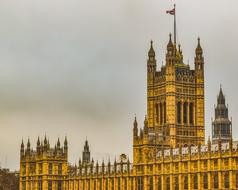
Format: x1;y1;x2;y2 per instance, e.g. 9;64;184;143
166;176;170;190
137;177;143;190
189;103;194;124
164;102;166;124
111;178;114;190
224;172;229;188
38;180;42;190
236;171;238;188
88;180;90;190
204;173;208;189
157;176;161;190
48;181;52;190
118;178;121;190
160;103;163;124
155;103;159;123
94;180;96;190
214;172;218;189
148;176;153;190
58;181;62;190
177;102;181;124
174;175;179;190
130;178;133;190
38;163;42;174
183;102;187;124
48;163;52;175
100;179;102;190
194;174;198;189
58;163;62;175
184;175;188;190
22;181;26;190
106;179;108;190
124;178;127;190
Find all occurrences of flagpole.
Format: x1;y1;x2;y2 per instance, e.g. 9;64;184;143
174;4;176;45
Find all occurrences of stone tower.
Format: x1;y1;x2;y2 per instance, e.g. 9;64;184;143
212;87;232;144
133;35;205;164
147;35;205;148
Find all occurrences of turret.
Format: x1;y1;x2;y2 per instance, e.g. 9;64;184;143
166;33;175;65
195;37;204;71
37;137;41;154
64;136;68;156
57;138;61;150
133;116;138;139
44;135;48;151
147;40;156;73
26;138;30;154
20;140;24;158
143;115;148;135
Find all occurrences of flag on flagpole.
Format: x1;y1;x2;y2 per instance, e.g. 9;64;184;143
166;8;175;15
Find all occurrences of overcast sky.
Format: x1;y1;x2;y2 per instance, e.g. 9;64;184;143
0;0;238;170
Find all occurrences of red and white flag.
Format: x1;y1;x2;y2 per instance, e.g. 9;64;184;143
166;8;175;15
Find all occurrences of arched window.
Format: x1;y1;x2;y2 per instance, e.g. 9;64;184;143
111;178;114;190
124;178;127;190
177;102;181;124
118;178;121;190
157;176;161;190
137;177;143;190
184;175;188;190
236;171;238;188
164;102;166;124
183;102;187;124
194;174;198;189
166;176;170;190
174;175;179;190
155;103;159;123
214;172;218;189
148;176;153;190
224;172;229;188
204;173;208;189
160;103;163;124
189;103;194;124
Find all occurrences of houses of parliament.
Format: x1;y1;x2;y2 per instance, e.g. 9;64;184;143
19;34;238;190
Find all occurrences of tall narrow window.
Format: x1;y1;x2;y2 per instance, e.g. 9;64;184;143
48;163;52;175
160;103;163;124
236;171;238;188
184;175;188;190
155;103;159;123
194;174;198;190
204;173;208;189
224;172;229;189
189;103;194;124
177;102;181;124
164;102;166;124
174;176;179;190
137;177;143;190
166;176;170;190
183;102;187;124
48;181;52;190
158;176;161;190
148;177;153;190
214;172;218;189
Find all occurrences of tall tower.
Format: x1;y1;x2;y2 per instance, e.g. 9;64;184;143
212;87;232;144
146;35;205;148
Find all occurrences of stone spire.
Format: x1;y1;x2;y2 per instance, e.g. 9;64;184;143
212;87;232;144
82;138;90;164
